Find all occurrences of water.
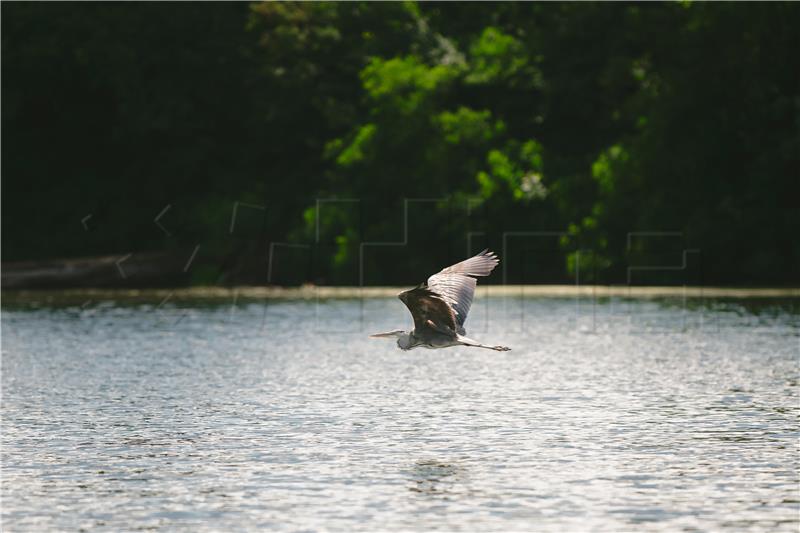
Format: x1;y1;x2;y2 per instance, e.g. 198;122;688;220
2;295;799;531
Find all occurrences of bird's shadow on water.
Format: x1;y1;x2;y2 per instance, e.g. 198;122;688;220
406;458;470;497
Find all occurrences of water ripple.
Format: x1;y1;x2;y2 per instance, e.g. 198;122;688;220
2;297;798;531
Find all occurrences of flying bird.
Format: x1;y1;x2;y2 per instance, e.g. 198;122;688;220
370;249;510;351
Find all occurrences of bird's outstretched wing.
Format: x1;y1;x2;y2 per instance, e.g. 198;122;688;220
426;249;499;329
398;286;458;336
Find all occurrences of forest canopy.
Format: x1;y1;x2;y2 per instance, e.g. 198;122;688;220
2;2;798;286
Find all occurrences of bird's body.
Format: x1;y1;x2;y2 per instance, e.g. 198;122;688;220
370;250;510;352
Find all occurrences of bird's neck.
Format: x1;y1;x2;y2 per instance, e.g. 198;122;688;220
399;333;414;350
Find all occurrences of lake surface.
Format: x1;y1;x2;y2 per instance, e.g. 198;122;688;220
2;295;798;531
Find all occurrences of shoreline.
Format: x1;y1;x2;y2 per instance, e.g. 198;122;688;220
2;285;798;305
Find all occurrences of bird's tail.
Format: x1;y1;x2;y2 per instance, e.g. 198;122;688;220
457;335;511;352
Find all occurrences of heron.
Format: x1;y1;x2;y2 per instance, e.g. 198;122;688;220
370;249;510;352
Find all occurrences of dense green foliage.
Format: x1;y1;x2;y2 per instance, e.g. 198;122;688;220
3;2;798;286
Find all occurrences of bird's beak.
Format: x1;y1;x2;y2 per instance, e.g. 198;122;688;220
370;330;399;338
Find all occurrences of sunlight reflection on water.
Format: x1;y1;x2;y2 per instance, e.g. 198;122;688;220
2;297;798;531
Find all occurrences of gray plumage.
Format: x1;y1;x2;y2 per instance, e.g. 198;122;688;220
427;249;499;332
370;250;510;352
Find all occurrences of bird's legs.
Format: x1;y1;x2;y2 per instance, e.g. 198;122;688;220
457;336;511;352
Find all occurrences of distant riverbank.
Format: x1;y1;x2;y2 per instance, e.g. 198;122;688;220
2;285;798;307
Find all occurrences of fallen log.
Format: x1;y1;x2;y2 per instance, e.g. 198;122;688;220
1;251;190;289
